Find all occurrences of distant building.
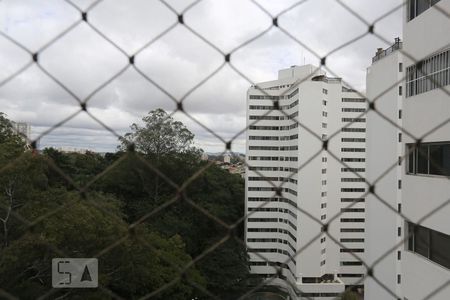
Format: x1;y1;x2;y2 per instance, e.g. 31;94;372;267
55;147;92;154
246;65;367;299
201;152;209;161
11;121;31;140
223;153;231;164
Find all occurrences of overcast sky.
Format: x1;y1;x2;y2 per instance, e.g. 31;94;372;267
0;0;403;153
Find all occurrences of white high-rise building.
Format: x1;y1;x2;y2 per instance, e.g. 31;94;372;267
366;1;450;299
245;65;367;299
11;121;31;140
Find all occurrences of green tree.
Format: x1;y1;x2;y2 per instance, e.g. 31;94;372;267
0;113;45;248
0;112;25;161
43;148;108;188
120;108;200;159
0;190;205;299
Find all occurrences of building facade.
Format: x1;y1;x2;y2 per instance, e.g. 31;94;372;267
245;65;367;299
365;1;450;299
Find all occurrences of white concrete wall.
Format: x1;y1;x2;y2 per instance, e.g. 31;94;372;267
365;50;403;300
366;1;450;299
402;1;450;299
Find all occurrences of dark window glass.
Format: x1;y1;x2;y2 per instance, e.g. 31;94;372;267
417;145;428;174
409;0;416;20
417;0;430;15
429;144;444;175
408;147;415;173
415;225;430;258
431;230;450;269
408;222;414;251
429;144;450;175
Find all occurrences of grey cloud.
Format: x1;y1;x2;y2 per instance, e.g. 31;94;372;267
0;0;403;153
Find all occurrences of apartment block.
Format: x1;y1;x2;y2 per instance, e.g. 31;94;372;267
245;65;367;299
365;1;450;299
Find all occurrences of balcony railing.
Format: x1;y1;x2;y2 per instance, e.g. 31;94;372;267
372;40;403;63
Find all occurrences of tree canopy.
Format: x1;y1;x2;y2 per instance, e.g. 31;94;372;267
0;110;250;299
120;109;200;159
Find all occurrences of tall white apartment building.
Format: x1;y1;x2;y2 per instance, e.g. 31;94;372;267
366;1;450;299
245;65;367;299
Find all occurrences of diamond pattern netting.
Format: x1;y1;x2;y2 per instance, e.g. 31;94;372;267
0;0;449;299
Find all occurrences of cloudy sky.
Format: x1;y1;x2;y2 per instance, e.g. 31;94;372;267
0;0;403;153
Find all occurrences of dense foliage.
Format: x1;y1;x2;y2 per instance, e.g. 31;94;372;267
0;110;249;299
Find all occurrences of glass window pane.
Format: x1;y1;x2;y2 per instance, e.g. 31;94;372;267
442;144;450;176
429;144;444;175
430;229;450;269
408;222;414;251
408;146;415;173
417;0;430;15
415;225;430;258
431;0;441;6
417;145;428;174
409;0;416;20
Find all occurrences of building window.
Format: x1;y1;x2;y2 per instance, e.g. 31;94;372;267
323;100;327;106
399;109;402;119
340;248;364;253
341;127;366;133
322;89;328;95
340;238;364;243
398;180;402;189
341;261;363;266
341;218;365;223
398;227;402;237
342;108;366;112
342;98;365;103
341;228;364;233
398;251;401;260
341;167;365;172
397;274;401;284
341;188;365;193
399;86;403;96
342;138;366;143
399;62;403;72
341;208;365;213
342;158;365;162
399;133;402;142
408;0;442;21
341;198;365;203
408;222;450;269
407;142;450;176
341;148;366;152
406;48;449;97
398;204;402;213
342;118;366;123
